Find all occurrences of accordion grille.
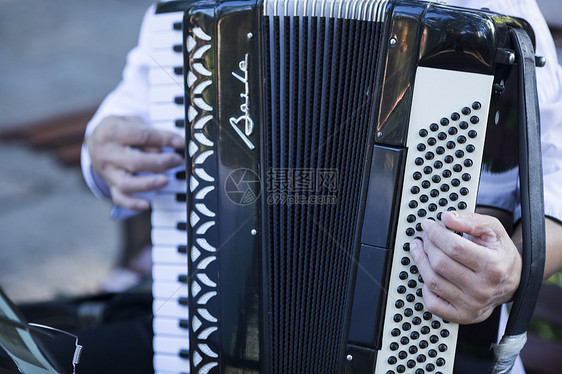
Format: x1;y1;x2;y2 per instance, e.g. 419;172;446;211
262;14;384;373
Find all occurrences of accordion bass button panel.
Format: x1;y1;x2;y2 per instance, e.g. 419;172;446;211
373;67;494;374
146;9;190;374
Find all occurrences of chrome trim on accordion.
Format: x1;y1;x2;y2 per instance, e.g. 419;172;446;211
263;0;388;20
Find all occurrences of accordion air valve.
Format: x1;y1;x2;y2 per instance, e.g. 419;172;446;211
148;1;546;373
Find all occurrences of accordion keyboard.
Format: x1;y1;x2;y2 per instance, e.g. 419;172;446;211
146;9;190;374
374;67;493;374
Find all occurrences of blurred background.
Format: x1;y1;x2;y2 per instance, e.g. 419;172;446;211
0;0;153;303
0;0;561;372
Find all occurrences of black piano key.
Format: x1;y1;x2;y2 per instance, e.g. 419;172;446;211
179;349;189;359
176;170;186;180
175;119;185;128
179;319;188;329
178;274;188;284
173;44;182;53
174;96;184;105
177;245;187;254
173;66;183;75
179;297;188;306
177;222;187;231
173;22;182;30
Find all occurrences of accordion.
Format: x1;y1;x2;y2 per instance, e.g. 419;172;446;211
148;1;545;373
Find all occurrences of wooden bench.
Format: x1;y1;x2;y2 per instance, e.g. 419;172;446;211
0;108;96;166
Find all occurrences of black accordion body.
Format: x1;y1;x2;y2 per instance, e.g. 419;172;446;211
148;1;543;373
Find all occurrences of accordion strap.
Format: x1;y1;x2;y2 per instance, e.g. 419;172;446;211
507;27;545;337
490;27;546;374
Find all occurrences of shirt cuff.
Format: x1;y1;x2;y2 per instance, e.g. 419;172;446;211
81;142;111;199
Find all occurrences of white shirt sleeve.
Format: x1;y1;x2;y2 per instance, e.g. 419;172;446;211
80;4;155;200
449;0;562;225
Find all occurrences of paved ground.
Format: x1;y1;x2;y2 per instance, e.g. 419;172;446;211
0;0;560;307
0;143;119;302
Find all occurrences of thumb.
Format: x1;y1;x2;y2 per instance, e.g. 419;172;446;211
440;211;502;244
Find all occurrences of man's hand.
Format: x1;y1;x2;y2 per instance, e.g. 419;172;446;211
409;211;522;325
86;116;185;211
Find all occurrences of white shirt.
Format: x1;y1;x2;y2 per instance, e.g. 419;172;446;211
81;1;561;372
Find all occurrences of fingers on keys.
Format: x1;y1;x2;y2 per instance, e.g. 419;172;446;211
409;211;517;324
112;116;185;149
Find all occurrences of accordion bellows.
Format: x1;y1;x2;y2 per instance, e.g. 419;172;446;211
262;3;387;373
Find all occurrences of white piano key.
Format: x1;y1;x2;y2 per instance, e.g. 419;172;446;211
153;281;188;299
152;284;187;306
153;193;186;211
154;370;189;374
154;335;189;355
146;32;182;52
146;51;183;71
164;163;186;174
153;298;188;318
149;66;184;86
152;228;186;246
152;245;187;264
160;176;187;194
154;353;190;373
154;368;190;374
151;165;186;195
149;11;184;32
153;264;187;282
150;84;185;104
148;50;184;69
152;210;187;228
155;369;189;374
152;120;185;138
154;316;189;337
161;171;187;188
150;102;186;122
